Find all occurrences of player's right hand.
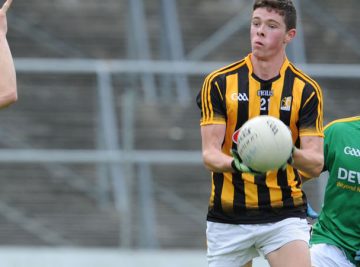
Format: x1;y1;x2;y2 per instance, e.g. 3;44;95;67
230;149;264;175
355;250;360;262
306;203;319;219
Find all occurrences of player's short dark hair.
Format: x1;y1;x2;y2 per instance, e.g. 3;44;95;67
253;0;297;31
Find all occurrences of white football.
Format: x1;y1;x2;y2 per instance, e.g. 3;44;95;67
236;115;293;172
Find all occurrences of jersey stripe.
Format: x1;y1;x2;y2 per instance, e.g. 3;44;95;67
274;68;295;208
233;66;250;212
219;73;239;213
212;173;224;214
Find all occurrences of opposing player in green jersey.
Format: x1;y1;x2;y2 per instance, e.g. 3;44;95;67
310;116;360;267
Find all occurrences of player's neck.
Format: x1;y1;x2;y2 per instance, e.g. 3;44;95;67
251;53;286;81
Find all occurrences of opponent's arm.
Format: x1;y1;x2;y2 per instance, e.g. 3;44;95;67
291;135;324;178
0;0;17;109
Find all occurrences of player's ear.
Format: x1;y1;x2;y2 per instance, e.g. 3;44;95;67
284;28;296;44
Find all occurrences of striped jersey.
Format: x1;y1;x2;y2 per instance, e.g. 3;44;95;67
196;54;324;224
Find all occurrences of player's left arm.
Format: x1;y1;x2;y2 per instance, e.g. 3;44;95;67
0;0;17;109
291;135;324;178
292;81;324;178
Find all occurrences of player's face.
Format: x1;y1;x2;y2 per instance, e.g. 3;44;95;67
250;7;295;60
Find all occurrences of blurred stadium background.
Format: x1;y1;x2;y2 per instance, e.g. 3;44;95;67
0;0;359;266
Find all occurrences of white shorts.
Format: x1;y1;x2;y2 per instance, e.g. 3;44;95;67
206;217;310;267
310;243;355;267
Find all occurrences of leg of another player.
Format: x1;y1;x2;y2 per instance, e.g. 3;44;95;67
242;260;252;267
266;240;311;267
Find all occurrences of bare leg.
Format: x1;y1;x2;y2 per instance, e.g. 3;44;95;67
266;240;311;267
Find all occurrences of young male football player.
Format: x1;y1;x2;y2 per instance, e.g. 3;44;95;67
196;1;324;266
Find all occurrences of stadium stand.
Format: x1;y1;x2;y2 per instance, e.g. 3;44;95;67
0;0;358;251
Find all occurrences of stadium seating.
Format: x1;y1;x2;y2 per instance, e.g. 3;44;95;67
0;0;358;249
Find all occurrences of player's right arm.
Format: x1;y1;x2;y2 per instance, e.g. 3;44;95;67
0;0;17;109
198;69;256;174
201;124;234;173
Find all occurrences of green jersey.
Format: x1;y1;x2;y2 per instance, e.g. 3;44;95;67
311;116;360;266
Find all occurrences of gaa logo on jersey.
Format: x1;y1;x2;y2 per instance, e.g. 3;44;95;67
231;92;249;102
344;146;360;158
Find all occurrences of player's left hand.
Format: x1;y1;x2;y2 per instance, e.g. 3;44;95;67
231;149;264;175
355;250;360;262
306;203;319;219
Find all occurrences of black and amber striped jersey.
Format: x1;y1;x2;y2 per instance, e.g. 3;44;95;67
196;54;324;224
